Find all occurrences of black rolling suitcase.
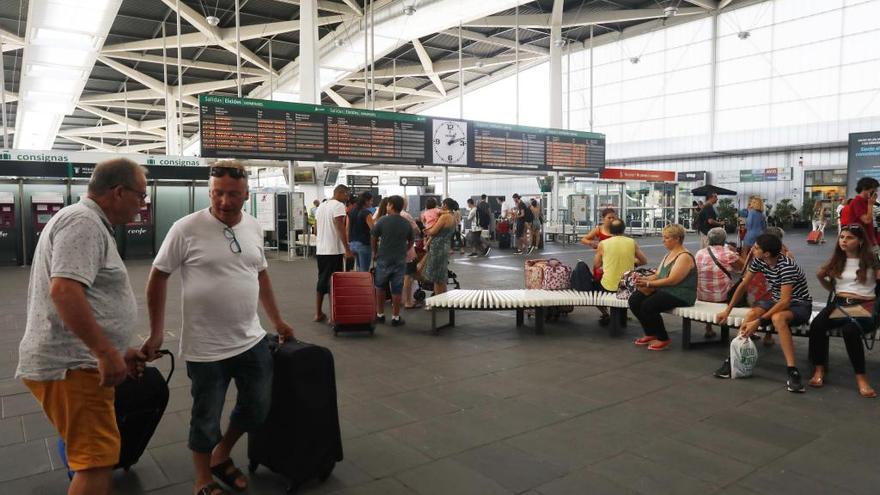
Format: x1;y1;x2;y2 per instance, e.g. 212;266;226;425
59;350;174;479
248;338;343;494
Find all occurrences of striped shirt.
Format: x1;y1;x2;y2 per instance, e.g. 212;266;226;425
748;255;812;304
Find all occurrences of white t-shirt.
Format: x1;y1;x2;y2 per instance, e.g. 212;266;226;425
153;209;268;362
836;258;876;299
316;199;347;255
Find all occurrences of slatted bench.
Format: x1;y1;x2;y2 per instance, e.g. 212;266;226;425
424;289;629;335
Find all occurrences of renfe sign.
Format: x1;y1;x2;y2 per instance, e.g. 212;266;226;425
600;168;676;182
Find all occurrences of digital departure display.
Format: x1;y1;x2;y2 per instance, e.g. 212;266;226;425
199;95;605;173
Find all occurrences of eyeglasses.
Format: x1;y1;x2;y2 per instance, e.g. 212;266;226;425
210;166;247;179
122;186;148;201
223;227;242;254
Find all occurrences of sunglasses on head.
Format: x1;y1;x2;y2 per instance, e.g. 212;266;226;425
210;166;247;179
845;224;863;232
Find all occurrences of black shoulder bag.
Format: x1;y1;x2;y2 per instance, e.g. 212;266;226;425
706;247;748;307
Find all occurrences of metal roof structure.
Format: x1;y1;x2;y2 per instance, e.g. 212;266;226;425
0;0;745;153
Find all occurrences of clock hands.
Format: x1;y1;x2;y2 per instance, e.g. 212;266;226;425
446;137;466;146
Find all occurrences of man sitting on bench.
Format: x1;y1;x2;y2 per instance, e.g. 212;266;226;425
714;234;812;392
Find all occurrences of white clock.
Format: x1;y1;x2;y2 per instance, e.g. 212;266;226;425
432;119;468;166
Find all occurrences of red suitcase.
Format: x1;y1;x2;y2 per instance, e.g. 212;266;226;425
331;271;376;336
806;231;822;244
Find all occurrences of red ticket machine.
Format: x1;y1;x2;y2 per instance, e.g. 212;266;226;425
29;192;65;263
0;192;19;265
118;197;154;259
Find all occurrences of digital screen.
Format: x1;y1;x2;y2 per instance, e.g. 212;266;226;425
468;121;605;173
326;114;427;164
2;207;9;212
324;168;340;186
848;131;880;196
293;167;316;184
37;214;52;223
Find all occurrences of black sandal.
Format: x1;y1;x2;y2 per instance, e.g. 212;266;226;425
210;458;247;492
196;482;227;495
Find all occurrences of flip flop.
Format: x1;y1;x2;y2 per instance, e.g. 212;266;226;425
210;458;247;492
196;482;227;495
808;377;824;388
313;313;327;322
859;388;877;399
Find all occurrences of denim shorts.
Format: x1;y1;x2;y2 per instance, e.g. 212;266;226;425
757;299;812;327
186;336;273;453
374;260;406;295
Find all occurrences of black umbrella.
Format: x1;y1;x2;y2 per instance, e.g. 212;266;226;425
690;184;737;196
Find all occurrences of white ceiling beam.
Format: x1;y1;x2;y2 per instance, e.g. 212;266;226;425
335;80;442;98
719;0;735;8
158;0;274;73
684;0;719;9
88;101;198;114
62;132;165;141
224;16;346;41
338;0;363;16
180;76;269;96
440;29;549;56
269;0;360;16
62;136;117;152
96;56;200;107
3;91;17;103
77;104;166;137
411;39;447;96
465;13;550;29
561;7;706;27
102;52;265;76
324;87;352;107
79;88;198;107
60;115;199;137
351;52;543;79
353;96;437;110
118;142;168;153
0;27;24;51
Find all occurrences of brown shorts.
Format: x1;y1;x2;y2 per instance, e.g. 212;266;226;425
23;369;120;472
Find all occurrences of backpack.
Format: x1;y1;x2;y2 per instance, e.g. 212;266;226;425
522;203;535;223
476;203;492;229
570;261;595;291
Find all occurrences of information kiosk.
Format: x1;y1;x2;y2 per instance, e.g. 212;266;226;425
29;192;64;261
0;192;18;265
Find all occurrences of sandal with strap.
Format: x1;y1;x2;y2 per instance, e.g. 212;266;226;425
210;458;247;492
196;482;228;495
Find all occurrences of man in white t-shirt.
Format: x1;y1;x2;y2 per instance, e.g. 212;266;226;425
314;184;352;322
145;162;294;495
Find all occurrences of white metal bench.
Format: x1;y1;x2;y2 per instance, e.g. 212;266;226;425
424;289;628;335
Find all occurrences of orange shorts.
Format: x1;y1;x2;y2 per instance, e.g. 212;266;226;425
23;369;120;472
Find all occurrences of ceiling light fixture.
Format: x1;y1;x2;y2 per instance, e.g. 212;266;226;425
629;56;640;64
664;6;678;17
553;38;566;48
206;15;221;27
403;5;416;16
738;31;751;39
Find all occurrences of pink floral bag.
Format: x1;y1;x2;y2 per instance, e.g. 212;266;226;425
541;259;572;290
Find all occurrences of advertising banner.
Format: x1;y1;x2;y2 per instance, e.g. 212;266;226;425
847;132;880;196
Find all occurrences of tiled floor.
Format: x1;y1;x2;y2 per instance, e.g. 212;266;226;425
1;230;877;494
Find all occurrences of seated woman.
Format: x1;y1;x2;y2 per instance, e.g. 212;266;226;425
809;225;879;398
695;227;745;338
628;224;697;350
581;208;617;249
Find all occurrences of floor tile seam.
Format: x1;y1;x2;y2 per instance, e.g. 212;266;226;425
605;448;727;491
0;438;54;483
711;448;861;495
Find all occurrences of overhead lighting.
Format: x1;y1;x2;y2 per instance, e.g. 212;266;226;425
14;0;123;150
206;15;221;27
664;5;678;17
630;56;640;64
403;5;416;16
553;38;566;48
738;31;751;40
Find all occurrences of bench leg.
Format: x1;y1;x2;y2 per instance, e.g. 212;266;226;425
516;308;524;327
535;308;545;335
449;309;455;328
431;309;455;335
609;307;624;336
681;318;692;350
721;324;730;343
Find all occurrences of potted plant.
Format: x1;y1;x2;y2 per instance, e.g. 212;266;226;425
772;198;797;228
797;198;815;229
716;198;738;233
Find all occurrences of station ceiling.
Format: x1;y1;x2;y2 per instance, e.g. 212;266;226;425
0;0;745;153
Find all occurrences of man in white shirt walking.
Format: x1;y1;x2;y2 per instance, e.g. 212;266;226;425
145;161;294;495
314;184;352;322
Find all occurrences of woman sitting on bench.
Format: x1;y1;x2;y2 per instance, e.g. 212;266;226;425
809;224;879;398
628;224;697;351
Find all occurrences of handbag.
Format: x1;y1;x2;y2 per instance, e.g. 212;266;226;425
826;284;879;350
706;246;748;307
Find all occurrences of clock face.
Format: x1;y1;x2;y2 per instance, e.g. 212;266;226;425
432;120;468;166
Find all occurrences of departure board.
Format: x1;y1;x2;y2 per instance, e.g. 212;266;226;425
544;128;606;174
200;96;325;160
199;95;605;174
470;121;546;171
325;108;427;164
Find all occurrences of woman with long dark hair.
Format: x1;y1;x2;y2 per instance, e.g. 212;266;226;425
809;224;879;398
347;192;374;271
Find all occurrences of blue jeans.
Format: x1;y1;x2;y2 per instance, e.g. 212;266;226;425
349;241;372;272
186;337;273;453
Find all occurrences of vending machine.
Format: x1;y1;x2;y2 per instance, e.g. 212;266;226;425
29;192;65;262
0;192;19;265
118;197;154;259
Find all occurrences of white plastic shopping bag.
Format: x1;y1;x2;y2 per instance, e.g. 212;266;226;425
730;335;758;379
